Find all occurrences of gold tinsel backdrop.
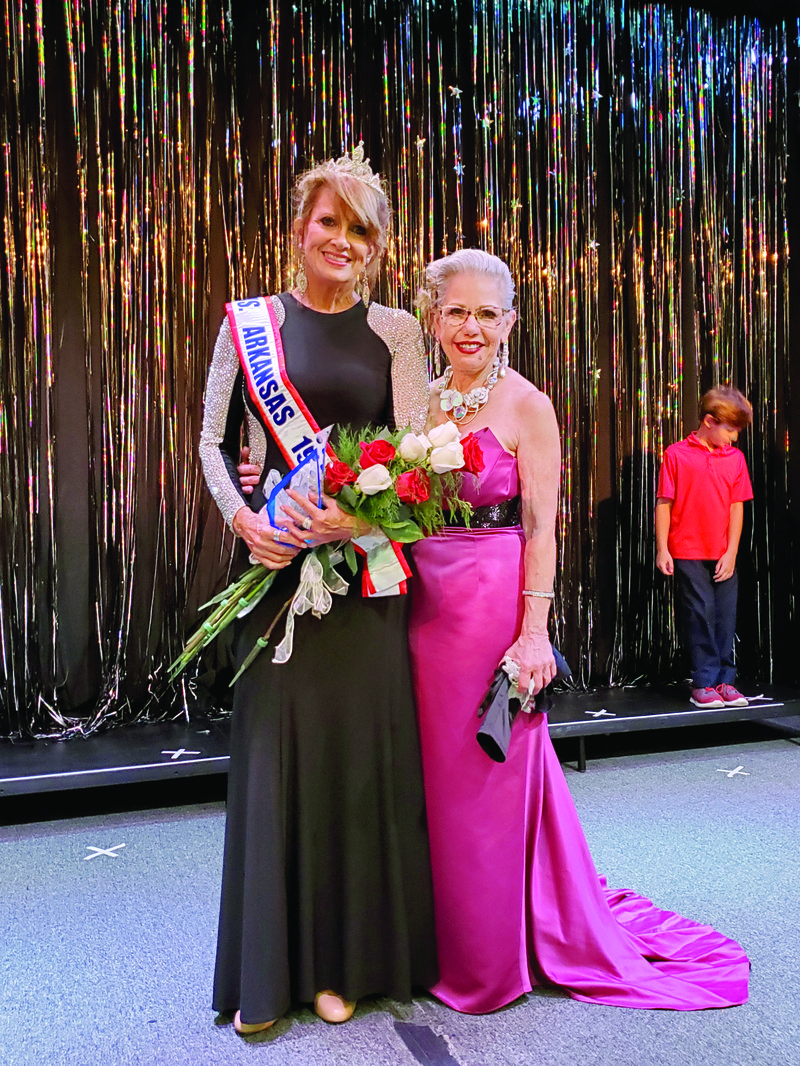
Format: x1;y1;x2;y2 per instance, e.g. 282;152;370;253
1;0;797;737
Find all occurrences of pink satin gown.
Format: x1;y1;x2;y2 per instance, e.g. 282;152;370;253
408;427;749;1014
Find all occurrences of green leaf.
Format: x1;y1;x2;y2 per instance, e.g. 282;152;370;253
317;545;335;583
344;541;358;573
381;521;424;543
338;484;359;508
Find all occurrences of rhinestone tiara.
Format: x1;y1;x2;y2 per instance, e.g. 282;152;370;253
320;142;383;191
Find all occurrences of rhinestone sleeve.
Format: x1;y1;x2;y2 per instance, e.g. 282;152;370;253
367;304;429;431
198;318;249;529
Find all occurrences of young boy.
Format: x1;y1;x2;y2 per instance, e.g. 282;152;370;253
656;386;753;708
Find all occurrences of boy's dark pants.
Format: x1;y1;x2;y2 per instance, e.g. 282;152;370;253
673;559;738;689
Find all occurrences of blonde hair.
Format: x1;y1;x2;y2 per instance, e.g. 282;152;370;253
700;386;753;430
415;249;516;330
292;163;391;285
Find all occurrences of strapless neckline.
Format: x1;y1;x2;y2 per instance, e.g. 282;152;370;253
467;425;513;456
459;425;520;508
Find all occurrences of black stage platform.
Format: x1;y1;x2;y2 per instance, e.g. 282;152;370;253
1;686;798;799
0;716;231;797
547;684;800;771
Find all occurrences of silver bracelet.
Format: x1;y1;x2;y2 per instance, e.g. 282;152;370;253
522;589;554;599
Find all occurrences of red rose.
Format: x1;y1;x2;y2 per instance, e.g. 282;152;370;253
396;467;431;505
359;439;397;468
460;433;485;475
324;459;358;494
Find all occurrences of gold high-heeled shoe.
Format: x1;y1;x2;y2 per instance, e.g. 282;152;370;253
233;1010;275;1035
314;990;356;1023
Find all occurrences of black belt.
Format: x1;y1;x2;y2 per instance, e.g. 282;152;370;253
446;495;521;529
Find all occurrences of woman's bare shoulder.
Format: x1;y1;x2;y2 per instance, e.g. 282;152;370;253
505;370;555;418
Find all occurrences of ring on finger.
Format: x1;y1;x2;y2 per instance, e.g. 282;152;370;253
301;516;313;531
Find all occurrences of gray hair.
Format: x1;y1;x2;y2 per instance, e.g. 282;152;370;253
415;249;516;330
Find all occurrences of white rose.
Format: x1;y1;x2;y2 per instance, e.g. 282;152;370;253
427;421;461;447
429;442;464;473
398;432;431;462
356;463;393;495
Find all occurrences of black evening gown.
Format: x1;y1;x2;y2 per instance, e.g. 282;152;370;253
211;295;438;1024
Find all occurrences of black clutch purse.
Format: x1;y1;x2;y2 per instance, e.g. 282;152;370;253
476;646;570;763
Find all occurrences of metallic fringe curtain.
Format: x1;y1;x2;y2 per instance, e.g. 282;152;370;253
1;0;797;737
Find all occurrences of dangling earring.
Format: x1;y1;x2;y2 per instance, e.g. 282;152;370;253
432;339;443;378
294;259;307;295
499;340;509;378
357;268;370;308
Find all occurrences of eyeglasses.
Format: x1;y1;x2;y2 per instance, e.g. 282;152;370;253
439;304;509;327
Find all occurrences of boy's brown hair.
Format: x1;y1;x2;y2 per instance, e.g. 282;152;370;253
700;386;753;430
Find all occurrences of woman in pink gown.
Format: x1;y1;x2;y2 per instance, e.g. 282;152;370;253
409;249;750;1014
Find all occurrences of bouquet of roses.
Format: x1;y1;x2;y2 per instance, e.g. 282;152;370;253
169;422;484;684
325;420;484;542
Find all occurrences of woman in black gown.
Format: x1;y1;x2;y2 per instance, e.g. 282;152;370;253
199;148;437;1033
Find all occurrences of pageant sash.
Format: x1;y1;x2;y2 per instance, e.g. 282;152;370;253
226;296;408;598
226;296;334;468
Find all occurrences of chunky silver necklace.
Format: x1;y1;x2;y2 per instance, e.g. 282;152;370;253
439;355;501;424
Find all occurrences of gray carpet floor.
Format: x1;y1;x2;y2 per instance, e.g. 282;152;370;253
1;734;798;1066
